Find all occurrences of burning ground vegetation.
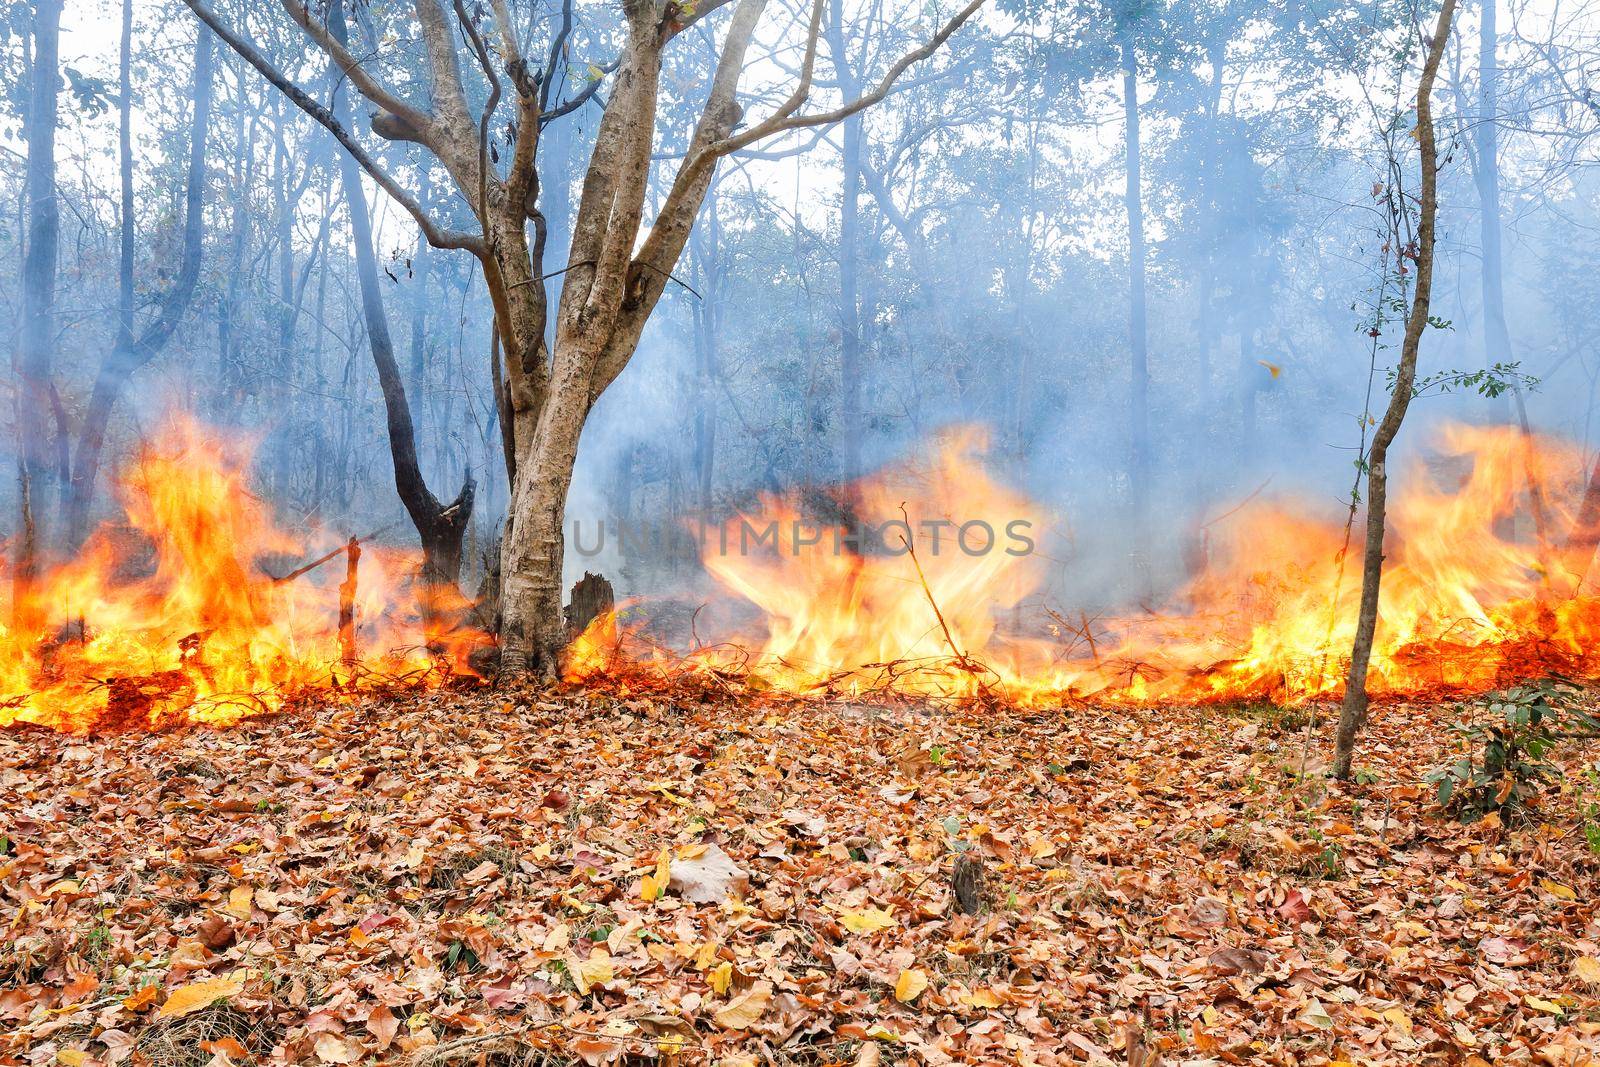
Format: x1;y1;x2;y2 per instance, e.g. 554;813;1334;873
5;418;1600;1065
3;689;1600;1066
22;415;1600;736
19;415;1600;731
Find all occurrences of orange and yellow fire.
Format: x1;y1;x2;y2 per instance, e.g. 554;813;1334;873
567;422;1600;707
9;414;1598;734
1;416;484;733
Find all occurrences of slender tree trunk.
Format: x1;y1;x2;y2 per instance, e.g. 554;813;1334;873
837;116;864;490
1195;37;1225;417
64;26;215;547
1332;0;1457;781
409;172;432;392
329;0;473;638
217;95;254;416
13;0;64;630
691;184;722;535
1121;28;1151;559
116;0;135;352
1474;0;1513;399
830;0;864;491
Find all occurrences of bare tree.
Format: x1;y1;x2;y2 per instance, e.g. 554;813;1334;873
182;0;986;675
1332;0;1458;782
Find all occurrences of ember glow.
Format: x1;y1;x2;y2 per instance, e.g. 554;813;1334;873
0;416;484;733
567;422;1600;705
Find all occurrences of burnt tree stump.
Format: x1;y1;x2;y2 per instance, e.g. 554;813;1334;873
564;572;615;639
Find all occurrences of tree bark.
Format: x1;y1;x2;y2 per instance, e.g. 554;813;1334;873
64;25;216;548
1332;0;1457;781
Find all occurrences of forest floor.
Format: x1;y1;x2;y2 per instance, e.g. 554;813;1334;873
3;688;1600;1067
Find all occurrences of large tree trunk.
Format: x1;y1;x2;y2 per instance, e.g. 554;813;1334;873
64;25;215;548
330;0;473;640
1332;0;1457;781
13;0;64;630
497;374;588;675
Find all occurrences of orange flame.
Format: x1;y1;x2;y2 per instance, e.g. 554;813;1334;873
567;422;1600;706
1;415;486;733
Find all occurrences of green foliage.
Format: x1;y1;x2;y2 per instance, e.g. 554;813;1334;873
1425;680;1600;823
1392;360;1540;400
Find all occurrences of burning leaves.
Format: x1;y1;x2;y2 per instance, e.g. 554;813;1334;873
571;422;1600;713
0;416;486;733
4;689;1600;1064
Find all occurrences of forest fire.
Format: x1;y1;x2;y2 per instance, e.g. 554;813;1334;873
567;422;1600;707
0;417;484;734
10;417;1600;735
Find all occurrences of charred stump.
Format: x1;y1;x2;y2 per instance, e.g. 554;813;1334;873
564;572;615;640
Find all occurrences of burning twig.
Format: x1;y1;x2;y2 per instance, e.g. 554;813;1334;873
339;537;360;666
266;522;397;584
895;504;984;679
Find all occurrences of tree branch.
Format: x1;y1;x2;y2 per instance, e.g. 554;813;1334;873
183;0;483;253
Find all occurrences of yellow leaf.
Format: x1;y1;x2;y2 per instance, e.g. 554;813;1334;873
1538;879;1577;901
894;968;929;1003
1257;359;1283;379
712;979;772;1030
960;987;1002;1009
57;1052;87;1066
570;947;613;995
708;961;733;994
641;849;671;901
693;941;719;970
1382;1006;1412;1035
838;906;895;934
157;973;247;1019
224;886;253;920
314;1034;360;1064
1524;994;1564;1016
1573;956;1600;985
542;923;571;952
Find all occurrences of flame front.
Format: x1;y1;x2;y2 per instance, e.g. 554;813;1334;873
568;422;1600;706
1;416;484;733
